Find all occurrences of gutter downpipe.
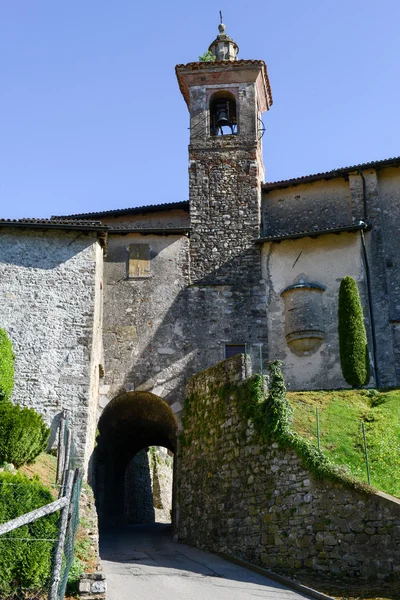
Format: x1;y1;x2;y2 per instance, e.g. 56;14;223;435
358;169;380;388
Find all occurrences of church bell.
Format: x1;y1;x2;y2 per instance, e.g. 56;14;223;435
211;97;237;136
215;101;230;128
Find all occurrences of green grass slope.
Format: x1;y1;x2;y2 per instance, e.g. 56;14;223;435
288;389;400;497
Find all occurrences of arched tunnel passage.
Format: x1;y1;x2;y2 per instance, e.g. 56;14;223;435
93;391;178;530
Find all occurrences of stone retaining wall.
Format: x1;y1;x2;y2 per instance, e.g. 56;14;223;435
177;355;400;581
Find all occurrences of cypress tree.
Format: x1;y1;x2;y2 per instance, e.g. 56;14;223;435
338;276;370;387
0;329;14;401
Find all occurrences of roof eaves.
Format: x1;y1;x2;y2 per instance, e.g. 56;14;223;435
108;227;191;236
175;59;273;110
263;156;400;191
52;200;189;220
255;222;369;243
0;218;109;252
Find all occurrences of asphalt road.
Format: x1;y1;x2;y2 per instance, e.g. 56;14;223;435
100;524;314;600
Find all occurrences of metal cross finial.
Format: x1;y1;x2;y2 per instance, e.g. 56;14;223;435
219;10;223;24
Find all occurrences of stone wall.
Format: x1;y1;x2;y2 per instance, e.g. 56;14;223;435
124;447;173;524
101;232;190;415
177;355;400;582
102;207;189;230
262;178;353;237
0;229;103;470
124;449;155;524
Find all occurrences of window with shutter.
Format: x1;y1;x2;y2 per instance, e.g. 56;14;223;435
128;244;151;278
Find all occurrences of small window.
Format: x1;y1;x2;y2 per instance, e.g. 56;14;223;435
225;344;246;359
128;244;150;278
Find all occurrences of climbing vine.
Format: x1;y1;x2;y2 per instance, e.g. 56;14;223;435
235;360;372;492
181;359;373;493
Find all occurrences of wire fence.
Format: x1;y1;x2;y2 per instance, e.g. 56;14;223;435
290;399;400;493
242;350;399;495
0;412;82;600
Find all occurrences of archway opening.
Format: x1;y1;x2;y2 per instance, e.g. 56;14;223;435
94;391;177;530
210;90;238;136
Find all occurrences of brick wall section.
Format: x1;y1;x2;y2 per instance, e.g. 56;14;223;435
0;229;103;468
177;355;400;581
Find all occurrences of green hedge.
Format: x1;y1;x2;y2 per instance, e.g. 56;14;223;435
338;276;370;387
0;403;50;468
0;471;59;593
0;330;14;401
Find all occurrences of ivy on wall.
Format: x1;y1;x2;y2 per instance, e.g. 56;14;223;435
182;359;372;493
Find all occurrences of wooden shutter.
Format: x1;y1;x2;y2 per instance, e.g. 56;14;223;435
128;244;150;278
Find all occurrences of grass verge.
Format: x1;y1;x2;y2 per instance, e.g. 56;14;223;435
288;389;400;497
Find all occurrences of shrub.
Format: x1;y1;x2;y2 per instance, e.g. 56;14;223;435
0;471;59;593
264;360;292;439
0;403;50;468
338;276;370;387
0;330;14;401
198;50;216;62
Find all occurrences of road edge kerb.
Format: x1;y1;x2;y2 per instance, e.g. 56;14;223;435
219;552;335;600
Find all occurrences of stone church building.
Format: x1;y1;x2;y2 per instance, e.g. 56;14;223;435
0;23;399;509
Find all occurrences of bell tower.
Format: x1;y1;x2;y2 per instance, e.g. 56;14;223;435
176;21;272;283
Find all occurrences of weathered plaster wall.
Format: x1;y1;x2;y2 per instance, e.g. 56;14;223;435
177;356;400;582
102;208;189;229
262;232;369;389
0;230;103;469
262;179;354;236
101;233;191;416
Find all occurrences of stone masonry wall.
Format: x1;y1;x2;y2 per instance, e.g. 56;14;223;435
0;229;103;469
262;178;353;237
177;355;400;581
101;233;190;416
124;447;173;524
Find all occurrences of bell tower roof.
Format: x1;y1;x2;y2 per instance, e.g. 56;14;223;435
208;18;239;62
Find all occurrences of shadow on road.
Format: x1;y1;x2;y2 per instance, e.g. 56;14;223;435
100;523;312;600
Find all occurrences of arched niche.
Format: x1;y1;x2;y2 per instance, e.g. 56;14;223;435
281;282;326;356
209;90;238;136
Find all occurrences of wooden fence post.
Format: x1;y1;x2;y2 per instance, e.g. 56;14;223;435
56;411;67;484
49;469;75;600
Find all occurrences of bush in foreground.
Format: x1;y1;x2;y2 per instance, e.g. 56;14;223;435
0;471;59;593
338;276;370;387
0;403;50;468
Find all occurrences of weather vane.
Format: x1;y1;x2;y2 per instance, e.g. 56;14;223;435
220;10;223;24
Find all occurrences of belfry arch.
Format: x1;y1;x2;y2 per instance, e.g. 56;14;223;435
94;391;178;529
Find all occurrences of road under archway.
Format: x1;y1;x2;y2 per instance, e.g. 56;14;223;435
94;391;177;529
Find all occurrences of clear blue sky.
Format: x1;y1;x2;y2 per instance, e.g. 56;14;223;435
1;1;399;219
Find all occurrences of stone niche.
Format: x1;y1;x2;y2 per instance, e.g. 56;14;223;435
281;282;326;356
